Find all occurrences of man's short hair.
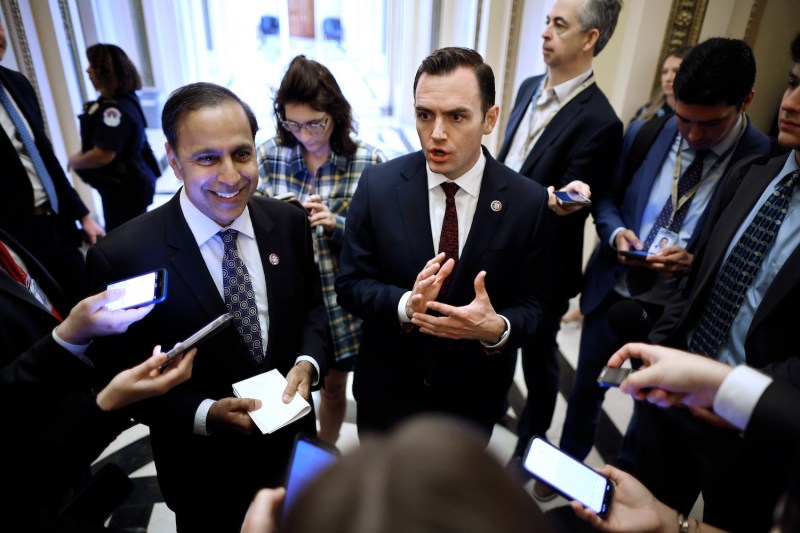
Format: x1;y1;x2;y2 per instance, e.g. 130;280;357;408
578;0;623;56
673;38;755;110
791;32;800;63
161;82;259;148
413;47;495;116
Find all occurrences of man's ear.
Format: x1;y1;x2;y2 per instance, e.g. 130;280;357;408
583;28;600;54
483;104;500;135
739;89;755;113
166;142;183;179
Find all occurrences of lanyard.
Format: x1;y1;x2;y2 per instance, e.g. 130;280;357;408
669;115;747;224
521;74;596;155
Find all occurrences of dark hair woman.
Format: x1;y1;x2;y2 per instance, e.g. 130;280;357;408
68;43;159;231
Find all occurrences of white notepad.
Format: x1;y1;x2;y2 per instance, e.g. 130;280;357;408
232;369;312;434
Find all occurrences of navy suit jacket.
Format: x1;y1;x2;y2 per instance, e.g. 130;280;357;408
336;149;553;432
86;192;328;519
653;153;800;387
497;75;622;300
0;66;88;241
582;117;771;314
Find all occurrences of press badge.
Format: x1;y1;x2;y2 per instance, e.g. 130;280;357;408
648;228;678;255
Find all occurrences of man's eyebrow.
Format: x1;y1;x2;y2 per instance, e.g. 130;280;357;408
414;105;472;115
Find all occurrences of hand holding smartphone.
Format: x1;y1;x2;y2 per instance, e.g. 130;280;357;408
105;269;167;311
158;313;233;373
554;190;592;207
523;437;613;516
618;249;650;261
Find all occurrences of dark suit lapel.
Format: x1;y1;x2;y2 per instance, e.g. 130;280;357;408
498;77;541;162
397;155;436;268
693;157;784;299
247;200;282;365
449;154;509;303
161;195;252;366
631;123;677;233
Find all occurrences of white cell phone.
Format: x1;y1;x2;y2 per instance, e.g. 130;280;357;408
523;437;613;516
554;190;592;206
105;269;167;311
158;313;233;373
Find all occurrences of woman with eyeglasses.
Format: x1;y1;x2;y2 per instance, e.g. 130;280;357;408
68;44;160;232
257;55;387;445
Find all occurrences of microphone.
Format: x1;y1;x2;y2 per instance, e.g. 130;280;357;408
607;299;653;344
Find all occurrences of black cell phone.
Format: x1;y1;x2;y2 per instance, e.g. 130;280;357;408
158;313;233;373
105;269;167;311
597;365;632;388
618;249;650;260
554;190;591;206
523;437;613;517
282;433;339;518
274;192;312;214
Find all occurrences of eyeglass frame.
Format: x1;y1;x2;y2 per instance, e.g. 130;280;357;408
279;114;330;135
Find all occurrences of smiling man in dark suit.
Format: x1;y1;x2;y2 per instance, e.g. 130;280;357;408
336;47;553;438
496;0;623;464
86;82;328;532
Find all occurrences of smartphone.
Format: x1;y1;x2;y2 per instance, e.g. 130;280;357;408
274;192;312;214
105;269;167;311
618;249;650;261
523;437;613;517
158;313;233;373
555;190;591;206
597;365;632;388
282;433;339;517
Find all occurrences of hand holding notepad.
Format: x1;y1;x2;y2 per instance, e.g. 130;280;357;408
232;370;311;434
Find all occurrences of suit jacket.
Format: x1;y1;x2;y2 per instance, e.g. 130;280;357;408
654;153;800;386
335;149;553;432
0;66;87;241
86;192;328;523
582;117;771;314
0;229;70;364
497;75;622;300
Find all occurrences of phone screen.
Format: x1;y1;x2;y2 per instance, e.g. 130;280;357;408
105;270;167;311
523;438;612;516
597;366;632;388
283;436;338;514
555;190;591;205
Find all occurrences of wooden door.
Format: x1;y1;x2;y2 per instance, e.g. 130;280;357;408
288;0;315;38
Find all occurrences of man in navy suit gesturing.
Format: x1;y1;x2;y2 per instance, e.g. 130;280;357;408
336;47;553;438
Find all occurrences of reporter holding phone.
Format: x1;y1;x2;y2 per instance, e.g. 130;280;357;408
0;288;195;531
256;55;386;445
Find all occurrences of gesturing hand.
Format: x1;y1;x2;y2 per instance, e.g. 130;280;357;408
413;271;506;343
405;253;455;319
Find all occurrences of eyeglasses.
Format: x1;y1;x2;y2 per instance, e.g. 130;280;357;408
279;115;329;135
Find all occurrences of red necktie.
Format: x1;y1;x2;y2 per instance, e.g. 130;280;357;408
0;239;62;321
437;182;460;298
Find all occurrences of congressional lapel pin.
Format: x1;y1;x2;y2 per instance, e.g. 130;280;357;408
490;200;502;212
102;107;122;127
269;253;280;266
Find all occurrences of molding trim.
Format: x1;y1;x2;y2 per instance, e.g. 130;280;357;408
1;0;49;135
131;0;154;87
743;0;764;47
58;0;89;103
498;0;523;142
650;0;709;98
473;0;483;50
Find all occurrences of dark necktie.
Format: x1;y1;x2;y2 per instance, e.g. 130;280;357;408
0;239;62;321
688;169;800;357
219;229;264;363
0;85;59;213
437;182;460;298
627;149;710;296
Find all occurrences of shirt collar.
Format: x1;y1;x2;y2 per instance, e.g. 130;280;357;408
179;187;255;247
288;143;347;178
543;68;594;103
425;150;486;198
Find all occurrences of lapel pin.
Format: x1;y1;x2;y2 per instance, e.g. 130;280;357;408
269;253;280;265
490;200;502;212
